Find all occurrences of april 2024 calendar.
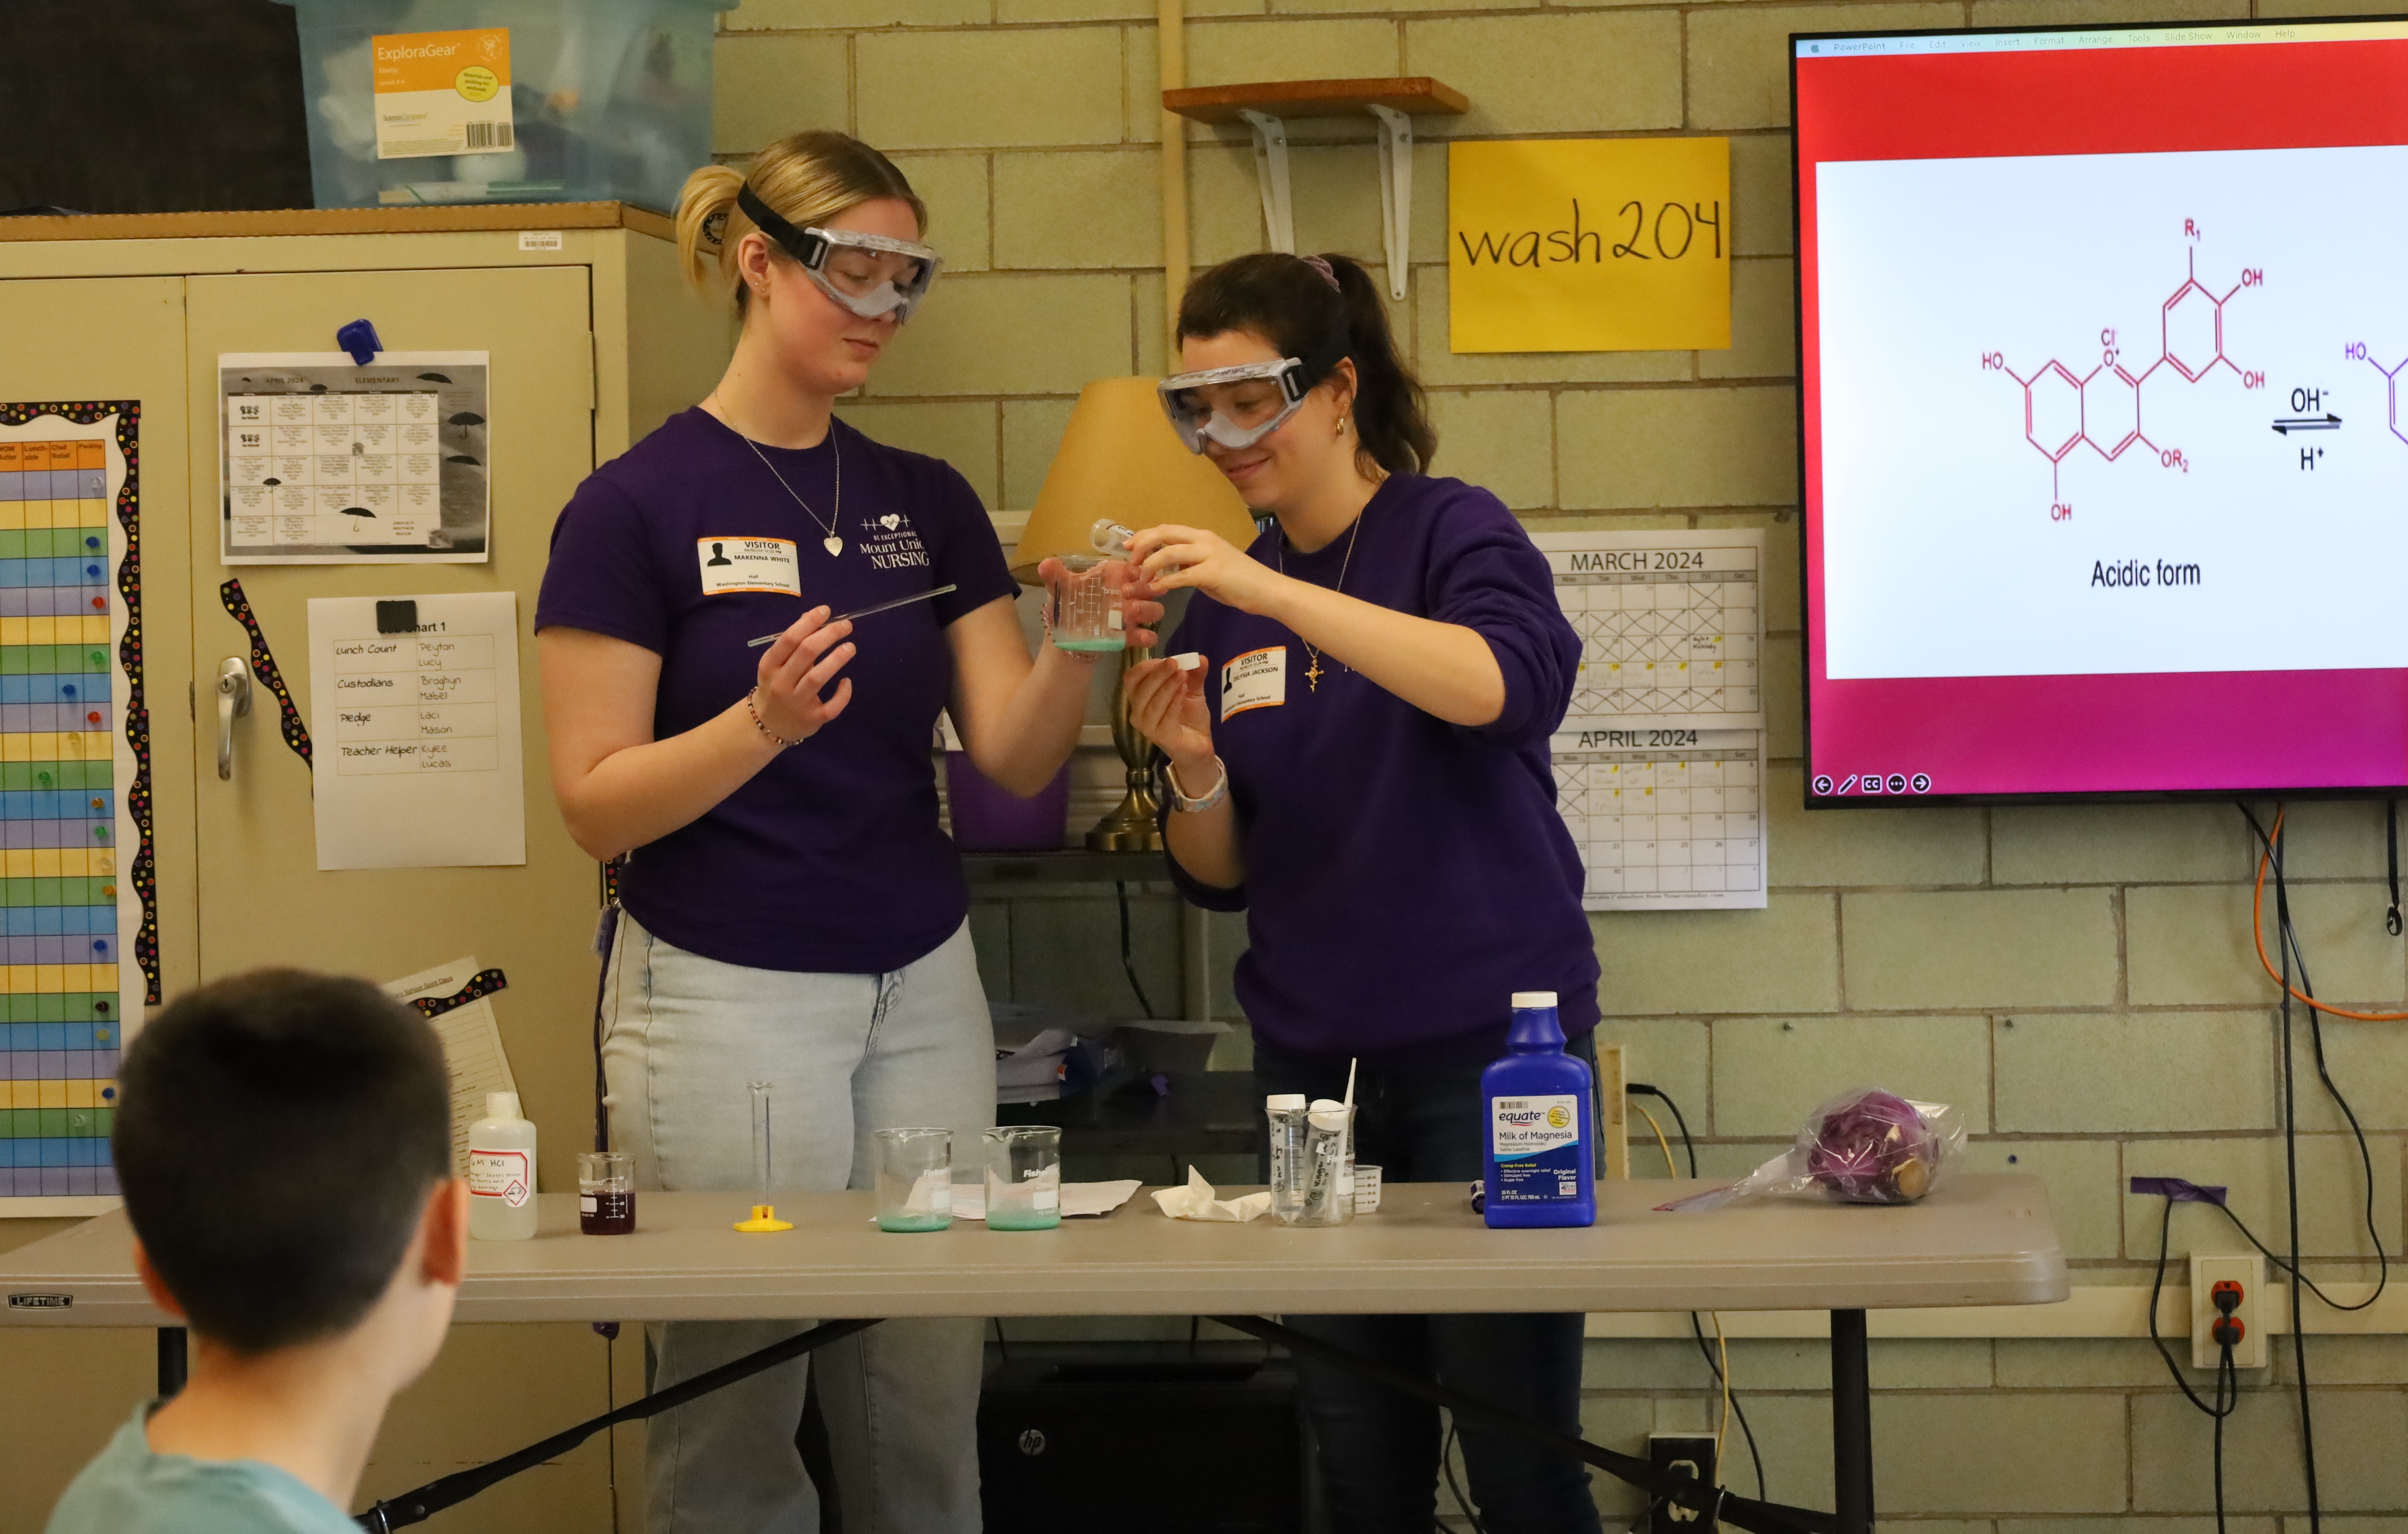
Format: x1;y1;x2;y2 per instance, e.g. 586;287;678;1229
1531;529;1768;912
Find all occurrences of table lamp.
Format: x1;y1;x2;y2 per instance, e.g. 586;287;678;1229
1010;376;1259;851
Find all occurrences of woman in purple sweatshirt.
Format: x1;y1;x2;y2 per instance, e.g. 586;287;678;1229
1123;251;1604;1534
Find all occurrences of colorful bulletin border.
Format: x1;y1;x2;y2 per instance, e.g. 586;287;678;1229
0;402;153;1216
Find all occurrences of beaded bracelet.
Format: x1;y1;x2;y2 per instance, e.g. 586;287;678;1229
747;686;803;749
1164;754;1229;813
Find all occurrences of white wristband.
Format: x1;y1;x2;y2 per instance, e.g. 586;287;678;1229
1164;754;1229;813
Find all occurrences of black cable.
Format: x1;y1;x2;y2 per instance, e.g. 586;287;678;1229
1441;1421;1491;1534
991;1317;1011;1363
2143;1197;2243;1418
1629;1081;1768;1502
2381;801;2400;926
1627;1084;1695;1174
2235;807;2390;1311
2214;1342;2235;1534
1113;881;1160;1020
2239;805;2322;1534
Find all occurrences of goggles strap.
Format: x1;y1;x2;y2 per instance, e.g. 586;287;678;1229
735;184;826;269
1287;311;1353;401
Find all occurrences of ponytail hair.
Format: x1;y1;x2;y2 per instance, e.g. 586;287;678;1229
1175;251;1435;477
675;131;928;320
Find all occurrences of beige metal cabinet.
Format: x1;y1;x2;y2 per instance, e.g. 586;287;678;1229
0;204;729;1534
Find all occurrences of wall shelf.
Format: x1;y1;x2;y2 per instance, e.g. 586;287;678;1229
1163;77;1469;300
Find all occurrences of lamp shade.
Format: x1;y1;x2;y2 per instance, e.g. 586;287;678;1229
1007;376;1259;584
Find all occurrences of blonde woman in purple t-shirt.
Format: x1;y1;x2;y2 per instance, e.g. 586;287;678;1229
1122;252;1603;1534
534;132;1154;1534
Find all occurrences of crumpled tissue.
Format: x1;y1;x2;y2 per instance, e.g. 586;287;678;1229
1151;1166;1273;1222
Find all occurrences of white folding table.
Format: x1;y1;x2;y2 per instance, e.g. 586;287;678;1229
0;1174;2068;1534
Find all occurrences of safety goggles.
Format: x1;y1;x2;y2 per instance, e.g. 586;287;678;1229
737;185;942;323
1156;325;1349;453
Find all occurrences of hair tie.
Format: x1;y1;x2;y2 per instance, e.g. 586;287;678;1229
702;206;729;247
1300;254;1342;292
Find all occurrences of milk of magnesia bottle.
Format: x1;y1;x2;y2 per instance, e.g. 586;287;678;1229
1481;992;1595;1229
468;1091;538;1241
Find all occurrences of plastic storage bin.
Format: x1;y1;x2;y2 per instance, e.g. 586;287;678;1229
273;0;724;213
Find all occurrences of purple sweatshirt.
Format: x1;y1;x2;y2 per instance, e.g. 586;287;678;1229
535;408;1018;974
1162;473;1599;1065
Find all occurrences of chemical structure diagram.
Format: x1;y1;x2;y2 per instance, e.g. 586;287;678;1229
1981;232;2264;517
2346;343;2408;447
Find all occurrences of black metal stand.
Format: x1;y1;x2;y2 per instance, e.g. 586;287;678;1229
346;1308;1865;1534
155;1326;186;1397
1830;1309;1873;1534
353;1317;877;1532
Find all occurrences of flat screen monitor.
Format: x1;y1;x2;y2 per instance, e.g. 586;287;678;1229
1794;16;2408;803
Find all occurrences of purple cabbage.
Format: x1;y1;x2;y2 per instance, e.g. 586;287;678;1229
1805;1089;1940;1205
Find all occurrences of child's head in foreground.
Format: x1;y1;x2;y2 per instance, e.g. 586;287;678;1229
113;968;462;1365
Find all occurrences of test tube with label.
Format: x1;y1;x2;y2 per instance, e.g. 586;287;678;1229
1266;1094;1311;1223
1297;1099;1354;1227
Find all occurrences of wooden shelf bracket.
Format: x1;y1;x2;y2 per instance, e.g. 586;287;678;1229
1164;78;1468;302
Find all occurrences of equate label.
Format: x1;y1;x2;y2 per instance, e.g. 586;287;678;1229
372;28;514;160
1490;1093;1583;1203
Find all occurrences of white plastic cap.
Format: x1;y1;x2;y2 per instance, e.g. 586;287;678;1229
1308;1098;1344;1114
1265;1093;1308;1111
1511;992;1559;1009
1174;651;1204;671
1310;1108;1350;1132
486;1091;522;1120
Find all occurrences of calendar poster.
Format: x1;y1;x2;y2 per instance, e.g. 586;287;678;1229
219;352;489;565
0;405;157;1214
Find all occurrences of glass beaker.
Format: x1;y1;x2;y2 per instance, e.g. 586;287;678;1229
1045;555;1125;655
578;1150;635;1235
875;1127;955;1232
983;1125;1062;1230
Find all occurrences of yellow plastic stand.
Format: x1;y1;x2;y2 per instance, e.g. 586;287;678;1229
733;1203;793;1232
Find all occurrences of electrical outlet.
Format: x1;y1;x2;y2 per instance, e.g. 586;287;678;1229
2190;1252;2266;1370
1648;1434;1717;1534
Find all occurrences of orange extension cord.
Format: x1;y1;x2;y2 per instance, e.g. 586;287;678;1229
2252;805;2408;1020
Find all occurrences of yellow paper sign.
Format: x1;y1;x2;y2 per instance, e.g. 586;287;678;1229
1448;139;1730;353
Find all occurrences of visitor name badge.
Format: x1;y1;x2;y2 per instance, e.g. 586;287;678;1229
1222;646;1286;719
697;537;803;596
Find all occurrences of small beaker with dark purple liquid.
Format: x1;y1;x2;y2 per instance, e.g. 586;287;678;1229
579;1150;635;1235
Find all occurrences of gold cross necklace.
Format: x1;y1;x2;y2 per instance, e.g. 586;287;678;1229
1274;509;1365;692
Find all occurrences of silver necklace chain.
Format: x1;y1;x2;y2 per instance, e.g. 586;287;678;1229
1275;509;1365;693
728;412;845;557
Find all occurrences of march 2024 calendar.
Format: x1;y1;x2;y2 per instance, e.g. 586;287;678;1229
1531;529;1768;912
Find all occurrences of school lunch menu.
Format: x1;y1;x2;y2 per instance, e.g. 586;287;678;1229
219;352;490;564
0;438;133;1199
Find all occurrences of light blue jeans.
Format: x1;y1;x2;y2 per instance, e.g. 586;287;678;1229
601;910;994;1534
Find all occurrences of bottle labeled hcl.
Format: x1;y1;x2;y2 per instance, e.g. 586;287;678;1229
467;1091;538;1241
1482;992;1595;1228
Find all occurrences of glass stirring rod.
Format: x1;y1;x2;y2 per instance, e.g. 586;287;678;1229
748;584;958;647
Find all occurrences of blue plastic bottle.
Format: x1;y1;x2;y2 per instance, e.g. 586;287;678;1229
1482;991;1596;1228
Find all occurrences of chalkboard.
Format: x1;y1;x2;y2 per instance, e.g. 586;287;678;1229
0;0;314;215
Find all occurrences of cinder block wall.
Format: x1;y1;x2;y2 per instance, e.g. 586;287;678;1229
719;0;2408;1521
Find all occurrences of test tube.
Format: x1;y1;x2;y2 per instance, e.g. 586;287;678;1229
1091;518;1136;557
751;1080;775;1204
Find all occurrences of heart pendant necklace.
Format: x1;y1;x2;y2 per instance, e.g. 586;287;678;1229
727;410;845;558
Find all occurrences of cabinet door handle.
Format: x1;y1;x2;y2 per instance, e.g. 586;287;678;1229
216;657;253;781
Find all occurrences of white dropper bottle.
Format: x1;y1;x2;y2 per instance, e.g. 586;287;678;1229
467;1091;538;1241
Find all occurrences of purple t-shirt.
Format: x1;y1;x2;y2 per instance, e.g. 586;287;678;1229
535;408;1017;973
1162;474;1599;1065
